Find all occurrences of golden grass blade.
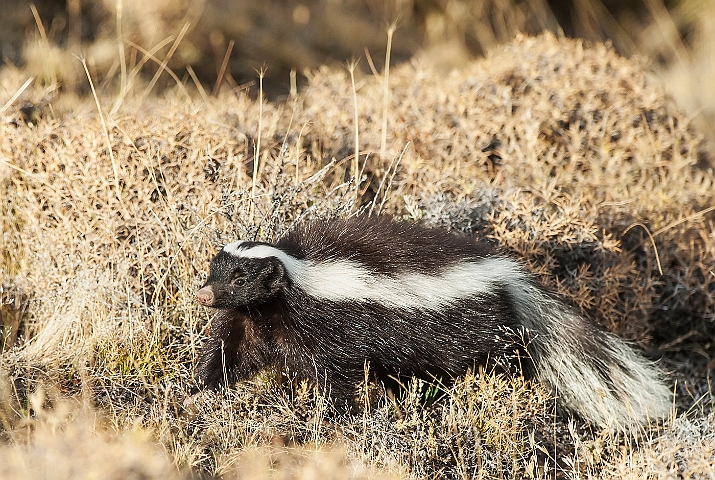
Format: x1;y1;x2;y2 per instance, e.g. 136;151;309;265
78;55;127;218
140;22;191;103
213;39;234;96
0;77;34;115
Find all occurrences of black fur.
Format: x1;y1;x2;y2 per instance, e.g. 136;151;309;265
192;215;669;424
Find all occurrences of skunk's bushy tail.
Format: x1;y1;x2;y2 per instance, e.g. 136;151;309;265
507;272;671;427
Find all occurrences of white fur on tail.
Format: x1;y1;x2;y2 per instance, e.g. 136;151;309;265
507;278;671;427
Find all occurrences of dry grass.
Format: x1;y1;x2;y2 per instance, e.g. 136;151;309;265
1;32;714;478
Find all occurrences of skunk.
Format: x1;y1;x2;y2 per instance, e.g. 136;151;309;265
194;215;670;426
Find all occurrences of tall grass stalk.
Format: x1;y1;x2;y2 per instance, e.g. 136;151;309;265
80;56;127;218
116;0;127;98
348;59;361;190
380;24;396;164
139;22;190;103
252;68;265;221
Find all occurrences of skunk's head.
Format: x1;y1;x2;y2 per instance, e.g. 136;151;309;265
197;242;288;309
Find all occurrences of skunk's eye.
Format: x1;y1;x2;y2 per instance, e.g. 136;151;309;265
232;270;247;286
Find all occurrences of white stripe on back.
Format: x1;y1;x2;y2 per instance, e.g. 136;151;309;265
223;243;524;310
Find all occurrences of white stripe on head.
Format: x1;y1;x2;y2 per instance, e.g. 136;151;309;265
223;241;246;254
231;244;307;275
225;242;525;311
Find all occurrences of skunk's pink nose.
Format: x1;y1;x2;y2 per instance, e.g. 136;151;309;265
196;286;215;306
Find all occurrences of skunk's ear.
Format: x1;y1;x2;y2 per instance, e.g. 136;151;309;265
261;257;287;293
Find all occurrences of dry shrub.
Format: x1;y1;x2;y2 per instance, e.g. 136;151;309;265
168;370;552;478
604;413;715;480
0;391;183;480
342;373;554;479
223;445;402;480
562;413;715;479
0;33;714;478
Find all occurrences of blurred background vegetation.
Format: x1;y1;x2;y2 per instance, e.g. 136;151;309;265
1;0;714;147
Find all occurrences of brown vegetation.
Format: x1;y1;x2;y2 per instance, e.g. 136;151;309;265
1;31;714;478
